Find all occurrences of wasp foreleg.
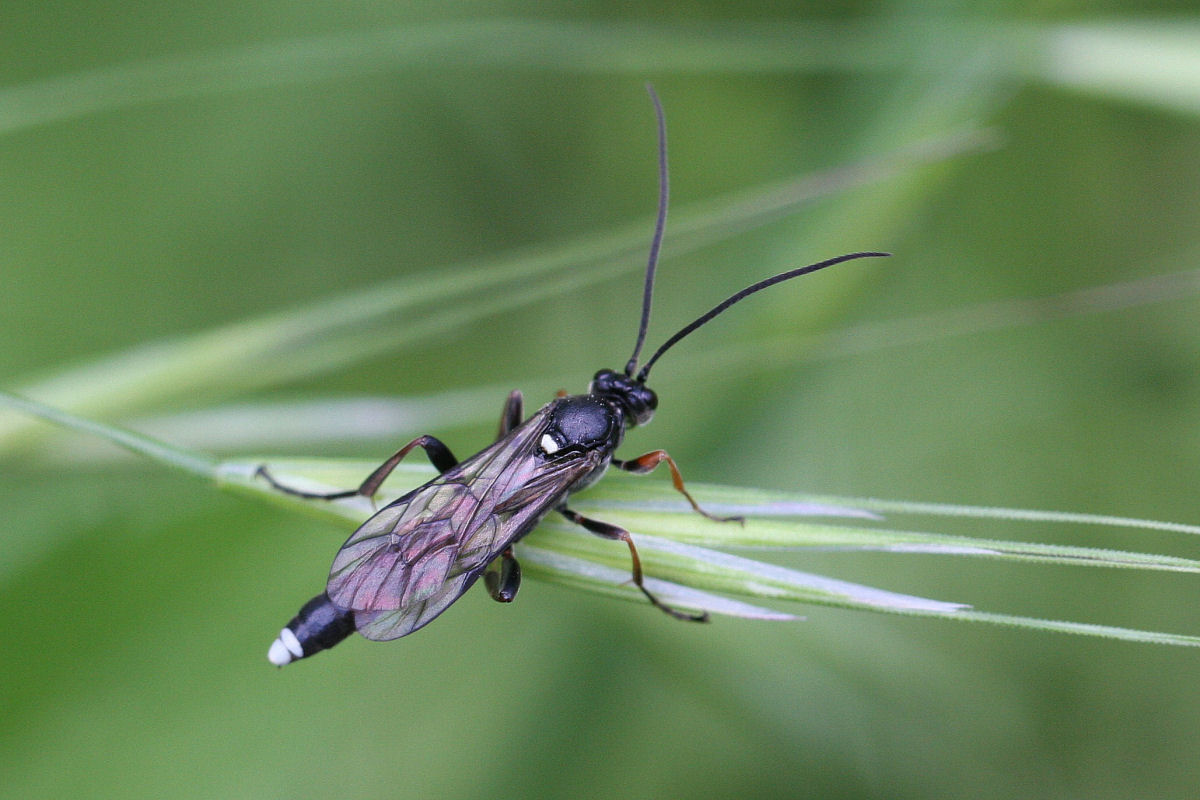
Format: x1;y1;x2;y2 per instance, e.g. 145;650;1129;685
613;450;744;524
558;506;708;623
483;546;522;603
256;435;459;502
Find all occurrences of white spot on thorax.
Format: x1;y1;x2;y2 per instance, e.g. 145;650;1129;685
540;434;560;454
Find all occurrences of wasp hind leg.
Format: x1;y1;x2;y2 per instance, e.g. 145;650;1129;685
256;435;459;502
558;506;708;623
613;450;743;524
483;546;521;603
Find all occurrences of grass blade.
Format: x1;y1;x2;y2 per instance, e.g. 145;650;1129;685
0;390;215;478
4;391;1198;647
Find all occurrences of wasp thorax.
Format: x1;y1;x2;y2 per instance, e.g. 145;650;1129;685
543;395;619;455
590;368;657;427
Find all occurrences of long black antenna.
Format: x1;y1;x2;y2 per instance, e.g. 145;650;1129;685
624;84;669;378
636;251;891;382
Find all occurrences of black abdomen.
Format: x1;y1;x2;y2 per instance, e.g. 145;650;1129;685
268;592;355;666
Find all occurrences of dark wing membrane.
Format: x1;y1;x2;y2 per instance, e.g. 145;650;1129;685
326;402;600;641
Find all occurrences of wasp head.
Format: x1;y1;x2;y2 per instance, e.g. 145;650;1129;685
590;368;657;427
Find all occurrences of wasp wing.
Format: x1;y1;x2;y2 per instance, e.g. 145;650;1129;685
326;401;601;641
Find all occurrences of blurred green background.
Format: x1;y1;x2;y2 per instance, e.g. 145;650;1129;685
5;2;1200;799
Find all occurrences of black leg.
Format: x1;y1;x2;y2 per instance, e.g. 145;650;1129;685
558;506;708;623
496;390;524;439
613;450;743;523
256;434;459;501
483;546;521;603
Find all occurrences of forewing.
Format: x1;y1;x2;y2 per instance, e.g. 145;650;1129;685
352;574;476;641
327;482;496;613
325;402;600;641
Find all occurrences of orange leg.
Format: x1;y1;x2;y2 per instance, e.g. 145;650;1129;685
613;450;744;523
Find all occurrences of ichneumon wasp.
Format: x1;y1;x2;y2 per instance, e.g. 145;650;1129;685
261;87;887;666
